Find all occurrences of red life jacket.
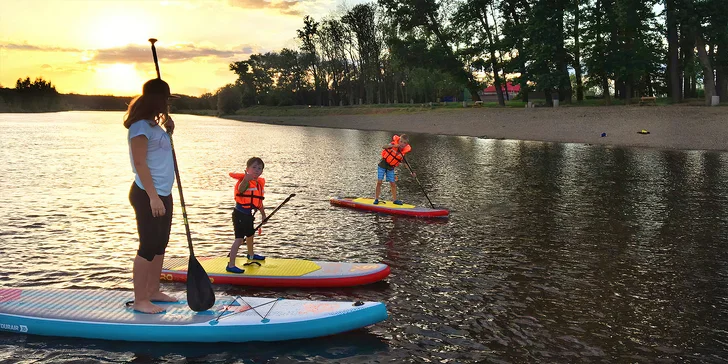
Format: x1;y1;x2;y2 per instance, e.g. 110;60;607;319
381;135;411;167
230;172;265;210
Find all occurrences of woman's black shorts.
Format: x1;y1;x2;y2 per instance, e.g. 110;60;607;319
129;182;173;261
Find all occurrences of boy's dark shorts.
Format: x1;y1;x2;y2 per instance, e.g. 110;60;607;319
232;208;255;238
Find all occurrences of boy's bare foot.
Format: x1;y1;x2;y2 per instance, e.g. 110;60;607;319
133;300;165;314
150;291;178;302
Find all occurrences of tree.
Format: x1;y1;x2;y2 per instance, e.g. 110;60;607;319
297;16;323;106
682;0;722;105
499;0;533;102
379;0;483;101
453;0;506;106
583;0;616;102
200;92;216;109
217;85;242;115
15;76;58;94
13;76;60;111
695;34;716;105
572;0;585;101
666;0;681;102
526;0;571;105
318;18;350;105
342;4;382;104
275;48;308;105
229;61;257;106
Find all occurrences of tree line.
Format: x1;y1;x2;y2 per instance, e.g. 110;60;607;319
221;0;726;108
0;77;216;113
5;1;724;113
0;77;62;112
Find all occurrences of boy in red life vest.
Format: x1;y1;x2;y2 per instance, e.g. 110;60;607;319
226;157;267;274
374;134;415;205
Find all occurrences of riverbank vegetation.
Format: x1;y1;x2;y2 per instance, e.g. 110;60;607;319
4;1;725;114
221;0;727;109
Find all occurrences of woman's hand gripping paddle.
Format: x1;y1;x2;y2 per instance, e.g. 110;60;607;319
150;38;215;312
402;155;436;209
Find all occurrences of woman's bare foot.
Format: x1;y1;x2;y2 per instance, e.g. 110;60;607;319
150;291;178;302
133;300;165;314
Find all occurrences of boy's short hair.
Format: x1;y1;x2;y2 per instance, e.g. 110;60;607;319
399;134;409;143
247;156;264;169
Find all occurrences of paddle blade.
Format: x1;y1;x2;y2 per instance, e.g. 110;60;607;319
186;257;215;312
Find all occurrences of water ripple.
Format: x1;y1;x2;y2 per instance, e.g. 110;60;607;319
0;112;726;362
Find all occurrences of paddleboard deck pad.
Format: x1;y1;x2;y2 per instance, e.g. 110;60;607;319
162;257;390;287
330;197;449;217
0;288;387;343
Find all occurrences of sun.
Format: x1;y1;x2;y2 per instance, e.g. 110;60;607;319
97;63;144;96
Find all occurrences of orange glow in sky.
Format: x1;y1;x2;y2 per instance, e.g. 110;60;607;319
0;0;366;97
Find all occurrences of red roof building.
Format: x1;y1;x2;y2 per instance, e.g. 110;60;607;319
483;82;521;94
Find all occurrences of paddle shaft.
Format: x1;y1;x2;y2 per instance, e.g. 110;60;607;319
148;38;194;253
149;38;214;312
150;38;161;78
169;140;196;254
402;155;435;209
254;193;295;231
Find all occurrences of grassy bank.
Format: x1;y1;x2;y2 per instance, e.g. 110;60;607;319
178;109;218;116
214;97;721;117
221;101;530;117
4;97;718;116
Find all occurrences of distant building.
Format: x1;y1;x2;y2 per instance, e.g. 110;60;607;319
479;82;521;101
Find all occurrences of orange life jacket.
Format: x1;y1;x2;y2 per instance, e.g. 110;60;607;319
381;134;411;167
230;172;265;210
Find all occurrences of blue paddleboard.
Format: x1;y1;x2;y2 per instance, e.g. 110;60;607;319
0;288;387;343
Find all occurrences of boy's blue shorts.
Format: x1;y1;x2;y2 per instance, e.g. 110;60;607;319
377;166;395;182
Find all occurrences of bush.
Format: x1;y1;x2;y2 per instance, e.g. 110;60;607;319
263;94;278;106
217;86;243;115
277;97;294;106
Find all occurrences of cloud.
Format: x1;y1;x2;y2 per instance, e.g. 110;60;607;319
91;43;247;64
0;42;81;52
0;42;256;64
227;0;303;15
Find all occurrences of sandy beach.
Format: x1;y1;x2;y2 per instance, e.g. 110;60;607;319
226;105;728;152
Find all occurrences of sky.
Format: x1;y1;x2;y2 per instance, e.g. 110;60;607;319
0;0;368;97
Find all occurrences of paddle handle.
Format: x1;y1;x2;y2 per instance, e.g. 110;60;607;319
149;38;161;78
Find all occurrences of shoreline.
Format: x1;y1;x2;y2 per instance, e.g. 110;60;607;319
223;105;728;152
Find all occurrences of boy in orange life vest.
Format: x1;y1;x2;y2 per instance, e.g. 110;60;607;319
374;134;415;205
227;157;267;274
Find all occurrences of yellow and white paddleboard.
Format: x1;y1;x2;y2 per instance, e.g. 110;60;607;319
162;256;390;288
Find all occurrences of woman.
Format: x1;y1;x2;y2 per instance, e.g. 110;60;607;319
124;78;178;314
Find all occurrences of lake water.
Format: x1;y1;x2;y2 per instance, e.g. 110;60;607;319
0;111;727;363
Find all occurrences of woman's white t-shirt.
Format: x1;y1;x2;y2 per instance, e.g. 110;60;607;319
127;119;175;196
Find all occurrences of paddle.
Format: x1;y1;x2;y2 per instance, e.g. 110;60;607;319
255;193;296;231
226;193;296;257
149;38;215;312
402;155;435;209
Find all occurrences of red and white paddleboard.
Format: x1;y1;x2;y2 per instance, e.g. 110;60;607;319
330;196;449;218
